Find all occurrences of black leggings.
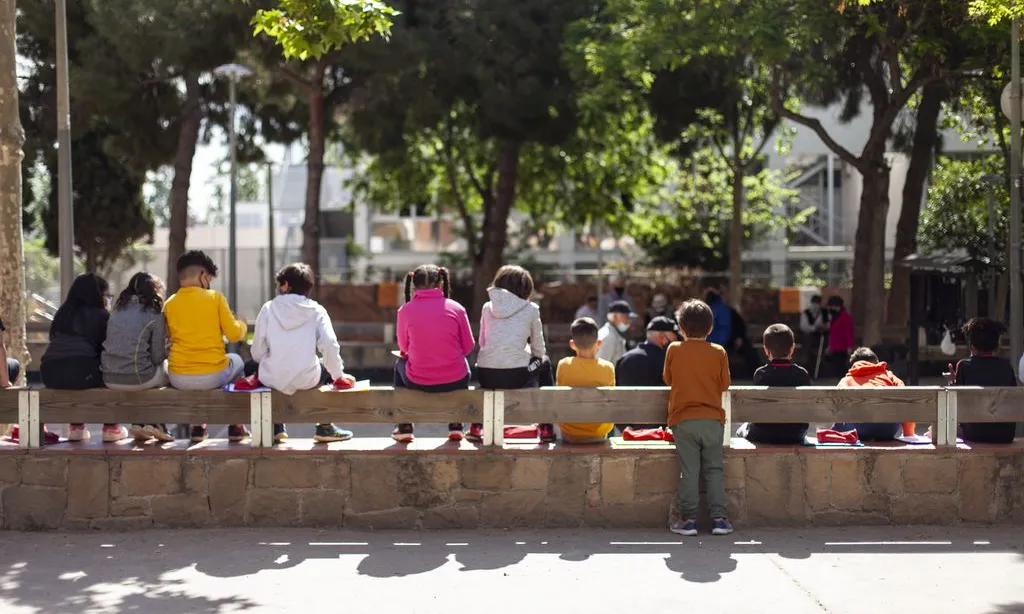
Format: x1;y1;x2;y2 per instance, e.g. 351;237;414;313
476;356;555;390
41;357;103;390
244;360;333;386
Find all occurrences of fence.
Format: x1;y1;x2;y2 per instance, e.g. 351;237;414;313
4;386;1021;449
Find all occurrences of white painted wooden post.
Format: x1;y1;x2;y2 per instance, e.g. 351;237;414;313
938;389;958;448
18;390;39;449
492;391;504;446
722;390;732;448
251;392;273;448
481;390;494;446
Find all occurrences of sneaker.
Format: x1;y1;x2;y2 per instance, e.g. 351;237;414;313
7;426;61;445
392;423;414;443
144;424;175;442
273;424;289;444
538;423;557;443
669;519;699;537
68;424;90;442
129;424;149;442
190;425;209;443
102;424;128;443
711;518;734;535
447;423;464;441
465;423;484;443
314;423;353;443
228;424;250;442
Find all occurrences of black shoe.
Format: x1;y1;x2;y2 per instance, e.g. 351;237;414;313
190;425;208;443
392;423;414;442
447;423;464;441
273;423;288;444
228;424;250;442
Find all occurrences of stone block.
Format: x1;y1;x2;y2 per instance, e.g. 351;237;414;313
111;497;150;518
510;457;550;490
317;458;351;492
830;456;868;511
209;459;250;523
744;455;805;524
543;491;586;528
89;516;154;531
421;505;480;529
395;458;457;508
585;495;672;528
600;457;636;505
903;456;957;495
959;456;998;523
461;456;513;491
121;458;181;496
246;489;300;527
183;459;207;494
866;455;903;495
891;494;957;525
345;507;420;530
300;490;345;526
480;491;545;528
349;458;400;513
724;456;744;491
547;458;590;497
21;458;66;487
151;494;210;528
67;458;109;519
255;458;320;489
635;457;678;495
454;489;486;503
0;456;18;484
812;510;889;526
3;485;65;530
802;456;830;512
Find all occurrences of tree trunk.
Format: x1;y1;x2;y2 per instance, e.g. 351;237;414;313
302;60;327;296
886;83;947;326
167;73;202;293
0;0;28;389
728;159;744;310
470;140;520;317
851;157;891;347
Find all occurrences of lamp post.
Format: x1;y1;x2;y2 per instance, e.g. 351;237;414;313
55;0;74;297
213;63;253;313
1001;19;1023;370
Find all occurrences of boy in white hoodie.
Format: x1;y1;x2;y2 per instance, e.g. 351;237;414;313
249;263;355;443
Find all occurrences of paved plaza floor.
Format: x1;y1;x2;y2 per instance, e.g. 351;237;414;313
1;527;1023;613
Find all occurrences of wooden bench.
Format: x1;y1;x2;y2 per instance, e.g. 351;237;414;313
3;386;1023;449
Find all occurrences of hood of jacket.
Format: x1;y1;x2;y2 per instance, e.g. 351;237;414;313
266;293;319;331
843;360;903;386
487;287;530;319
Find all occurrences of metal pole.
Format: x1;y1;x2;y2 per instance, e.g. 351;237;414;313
55;0;74;295
267;163;275;298
1011;18;1022;368
227;78;238;312
989;192;997;315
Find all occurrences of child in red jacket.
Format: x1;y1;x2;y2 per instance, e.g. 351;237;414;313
831;347;903;441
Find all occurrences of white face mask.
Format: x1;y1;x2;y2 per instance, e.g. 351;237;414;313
616;322;630;333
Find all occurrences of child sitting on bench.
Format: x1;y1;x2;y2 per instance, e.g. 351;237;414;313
739;323;810;444
956;318;1017;444
555;318;615;444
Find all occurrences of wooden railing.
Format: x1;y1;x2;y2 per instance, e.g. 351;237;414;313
2;386;1022;449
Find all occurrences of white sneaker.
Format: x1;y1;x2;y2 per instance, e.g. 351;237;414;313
144;424;175;442
128;424;149;441
68;424;90;442
102;425;129;442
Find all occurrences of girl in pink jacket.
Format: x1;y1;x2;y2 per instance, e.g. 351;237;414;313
392;264;476;443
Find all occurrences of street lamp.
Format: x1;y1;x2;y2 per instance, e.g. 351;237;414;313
213;63;253;313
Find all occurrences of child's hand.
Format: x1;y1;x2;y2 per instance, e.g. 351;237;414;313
338;374;357;385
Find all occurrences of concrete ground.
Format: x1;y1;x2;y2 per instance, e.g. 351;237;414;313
1;527;1023;614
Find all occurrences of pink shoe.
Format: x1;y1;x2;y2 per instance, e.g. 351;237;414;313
68;424;90;442
102;424;128;442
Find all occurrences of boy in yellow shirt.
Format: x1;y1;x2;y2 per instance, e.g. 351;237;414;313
555;317;615;444
165;251;248;442
663;299;733;537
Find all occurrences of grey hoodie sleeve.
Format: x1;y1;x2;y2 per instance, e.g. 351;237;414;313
150;314;167;366
529;307;546;358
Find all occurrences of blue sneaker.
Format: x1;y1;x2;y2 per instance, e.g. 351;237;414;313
669;519;698;536
711;517;734;535
314;423;353;443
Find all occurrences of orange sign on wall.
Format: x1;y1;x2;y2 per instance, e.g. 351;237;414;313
377;282;401;308
779;287;802;314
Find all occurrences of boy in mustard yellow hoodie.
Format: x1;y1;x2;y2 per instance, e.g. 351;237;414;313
165;251;248;442
663;299;732;537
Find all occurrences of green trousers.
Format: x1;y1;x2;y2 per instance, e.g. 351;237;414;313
670;419;728;519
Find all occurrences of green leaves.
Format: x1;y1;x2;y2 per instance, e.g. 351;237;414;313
968;0;1024;25
251;0;398;60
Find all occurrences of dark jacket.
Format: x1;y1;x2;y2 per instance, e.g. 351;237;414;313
615;341;667;387
955;355;1017;444
42;307;109;364
744;360;811;444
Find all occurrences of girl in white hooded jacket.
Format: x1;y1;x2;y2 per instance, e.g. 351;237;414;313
475;265;556;443
248;263;355;443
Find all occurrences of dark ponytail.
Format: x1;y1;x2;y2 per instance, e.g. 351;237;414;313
405;264;451;301
439;267;451;298
404;271;414;303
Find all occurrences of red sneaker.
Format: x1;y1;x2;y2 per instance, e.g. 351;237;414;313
538;423;557;443
465;423;484;443
447;423;464;441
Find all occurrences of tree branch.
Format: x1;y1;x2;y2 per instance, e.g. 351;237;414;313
435;122;478;259
771;72;862;169
275;64;315;95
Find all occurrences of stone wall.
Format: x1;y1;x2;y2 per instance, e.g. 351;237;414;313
1;447;1022;531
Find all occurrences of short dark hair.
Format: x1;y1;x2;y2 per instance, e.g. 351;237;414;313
177;250;218;278
810;295;822;305
763;323;795;358
677;299;714;338
850;347;878;366
826;295;844;308
963;317;1005;354
586;295;597;304
491;265;534;300
569;317;600;350
276;263;315;296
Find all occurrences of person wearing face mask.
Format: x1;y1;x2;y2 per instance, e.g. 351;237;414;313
615;316;679;429
598;274;635;322
596;300;635;364
825;295;855;378
644;293;672;329
799;294;830;375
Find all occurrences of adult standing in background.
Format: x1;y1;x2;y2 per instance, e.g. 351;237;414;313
615;316;678;429
644;293;673;329
826;295;855;378
800;295;830;376
575;295;598;321
596;300;635;365
703;287;732;347
598;274;635;322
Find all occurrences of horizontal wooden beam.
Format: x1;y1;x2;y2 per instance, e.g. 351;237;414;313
730;386;940;423
36;389;251;424
272;388;485;423
0;390;18;423
955;387;1024;422
503;387;667;423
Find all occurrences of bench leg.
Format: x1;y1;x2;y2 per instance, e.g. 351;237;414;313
18;390;39;449
250;392;273;448
721;391;732;449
